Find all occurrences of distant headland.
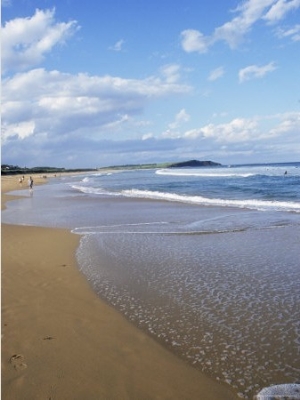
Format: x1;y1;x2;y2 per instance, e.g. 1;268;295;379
98;159;222;170
167;160;221;168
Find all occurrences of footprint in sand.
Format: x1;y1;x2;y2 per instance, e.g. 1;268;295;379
43;336;55;340
9;354;27;371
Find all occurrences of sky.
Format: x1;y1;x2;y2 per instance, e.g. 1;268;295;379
1;0;300;168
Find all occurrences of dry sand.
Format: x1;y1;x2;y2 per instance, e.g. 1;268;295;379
1;175;237;400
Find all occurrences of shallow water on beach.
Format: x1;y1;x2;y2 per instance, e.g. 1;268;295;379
2;165;300;399
76;225;300;399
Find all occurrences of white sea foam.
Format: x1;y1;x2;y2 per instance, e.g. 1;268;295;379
71;184;118;196
72;222;170;235
255;383;300;399
121;189;300;212
156;165;300;178
93;172;113;176
156;169;255;178
70;183;300;212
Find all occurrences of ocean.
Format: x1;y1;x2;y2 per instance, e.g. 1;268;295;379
3;162;300;399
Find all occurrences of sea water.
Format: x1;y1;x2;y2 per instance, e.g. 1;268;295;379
2;162;300;399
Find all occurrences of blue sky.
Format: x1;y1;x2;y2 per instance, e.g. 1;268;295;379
2;0;300;168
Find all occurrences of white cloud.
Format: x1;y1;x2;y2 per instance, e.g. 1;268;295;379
182;113;300;150
263;0;300;23
238;62;277;82
184;118;259;142
142;133;154;140
162;109;191;138
1;11;192;167
168;109;190;129
180;0;300;53
213;0;275;48
180;29;209;53
2;107;299;167
208;67;225;81
1;67;191;143
1;8;79;74
2;120;35;141
2;5;298;168
110;39;125;51
175;108;190;123
159;64;181;83
277;24;300;40
269;111;300;136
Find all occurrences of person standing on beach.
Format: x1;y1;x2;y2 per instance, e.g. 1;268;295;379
29;176;33;190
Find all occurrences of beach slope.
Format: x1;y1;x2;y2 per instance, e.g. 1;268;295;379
1;176;237;400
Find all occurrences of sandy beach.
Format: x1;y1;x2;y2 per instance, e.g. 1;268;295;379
1;175;237;400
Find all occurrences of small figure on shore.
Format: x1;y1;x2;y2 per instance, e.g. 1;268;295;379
29;176;33;190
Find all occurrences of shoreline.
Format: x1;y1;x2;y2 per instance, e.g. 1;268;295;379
1;175;237;399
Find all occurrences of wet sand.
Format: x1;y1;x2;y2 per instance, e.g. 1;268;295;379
1;175;237;400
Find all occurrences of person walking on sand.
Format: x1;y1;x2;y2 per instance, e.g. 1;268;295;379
29;176;33;190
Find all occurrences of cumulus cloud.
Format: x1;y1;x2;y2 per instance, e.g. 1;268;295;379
180;0;300;53
161;109;191;138
1;8;79;74
180;29;209;53
182;113;300;148
2;120;36;142
1;67;191;144
269;111;300;136
1;10;193;167
150;112;300;164
184;118;260;142
238;62;277;82
2;6;298;168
